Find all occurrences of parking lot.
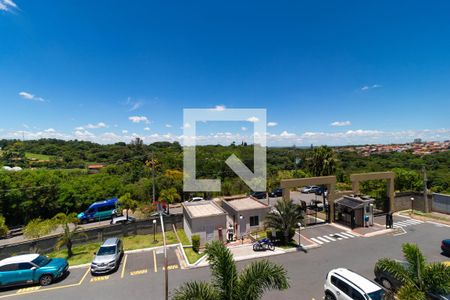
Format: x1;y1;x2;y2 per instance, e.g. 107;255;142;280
0;245;181;299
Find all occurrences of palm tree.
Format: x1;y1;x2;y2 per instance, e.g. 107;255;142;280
306;146;337;208
159;187;181;215
53;213;85;258
118;193;139;220
306;146;336;177
375;243;450;299
173;240;289;300
264;199;303;245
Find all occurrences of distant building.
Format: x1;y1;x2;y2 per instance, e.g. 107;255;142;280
414;138;422;143
87;164;105;174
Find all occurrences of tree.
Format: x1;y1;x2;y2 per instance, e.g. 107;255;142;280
53;212;85;258
23;218;56;239
264;199;303;245
375;243;450;299
118;193;139;219
172;240;289;300
0;215;8;238
306;146;337;177
159;187;181;215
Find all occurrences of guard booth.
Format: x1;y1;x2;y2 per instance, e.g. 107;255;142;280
334;195;375;229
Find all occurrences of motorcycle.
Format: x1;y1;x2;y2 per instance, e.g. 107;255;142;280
252;238;275;251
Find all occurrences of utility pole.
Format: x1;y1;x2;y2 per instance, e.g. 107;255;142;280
152;150;156;203
159;212;169;300
423;166;428;213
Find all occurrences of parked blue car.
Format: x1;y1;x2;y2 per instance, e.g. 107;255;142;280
0;254;68;288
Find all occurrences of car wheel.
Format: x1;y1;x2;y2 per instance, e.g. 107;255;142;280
381;278;393;290
39;274;53;286
324;292;336;300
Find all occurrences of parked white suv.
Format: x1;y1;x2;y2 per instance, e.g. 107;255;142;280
324;268;386;300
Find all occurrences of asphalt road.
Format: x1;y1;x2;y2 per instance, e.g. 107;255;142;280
1;218;448;300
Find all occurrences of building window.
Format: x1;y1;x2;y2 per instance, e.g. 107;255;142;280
249;216;259;227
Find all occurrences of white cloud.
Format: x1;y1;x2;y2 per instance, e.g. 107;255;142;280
75;126;84;130
0;0;18;11
19;91;45;102
331;121;352;127
241;127;247;131
165;124;172;128
360;84;382;91
44;128;56;133
126;97;143;111
182;123;191;129
122;130;128;134
267;122;278;127
144;127;151;131
85;122;107;129
247;116;259;123
211;105;226;111
128;116;149;124
280;130;295;137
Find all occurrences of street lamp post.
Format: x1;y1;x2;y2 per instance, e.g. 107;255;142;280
297;222;301;248
152;219;157;243
239;215;244;244
410;197;414;215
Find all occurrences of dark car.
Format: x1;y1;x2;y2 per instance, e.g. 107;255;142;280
314;187;328;196
375;260;450;300
269;188;283;198
250;191;267;199
374;260;406;290
442;239;450;256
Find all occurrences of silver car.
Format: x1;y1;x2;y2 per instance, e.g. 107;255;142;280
91;238;123;275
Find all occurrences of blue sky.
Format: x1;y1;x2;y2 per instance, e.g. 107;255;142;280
1;0;449;146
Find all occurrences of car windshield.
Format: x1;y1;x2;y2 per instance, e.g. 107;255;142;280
368;289;386;300
97;246;116;256
31;255;51;267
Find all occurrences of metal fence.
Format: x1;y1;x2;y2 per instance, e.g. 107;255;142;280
0;214;183;260
432;193;450;214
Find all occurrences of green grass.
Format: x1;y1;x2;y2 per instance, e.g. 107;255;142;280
25;152;54;161
47;231;180;266
48;242;101;266
176;229;191;245
184;247;205;264
175;229;205;264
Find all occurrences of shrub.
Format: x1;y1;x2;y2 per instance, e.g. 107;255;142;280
266;230;273;241
192;234;200;253
0;215;8;238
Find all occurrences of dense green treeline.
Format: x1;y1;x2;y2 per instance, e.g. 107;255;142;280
0;139;448;226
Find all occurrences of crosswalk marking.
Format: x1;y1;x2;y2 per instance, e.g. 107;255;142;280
324;235;336;242
340;232;357;238
310;231;359;246
394;219;424;228
317;236;331;243
311;237;324;244
334;233;348;239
